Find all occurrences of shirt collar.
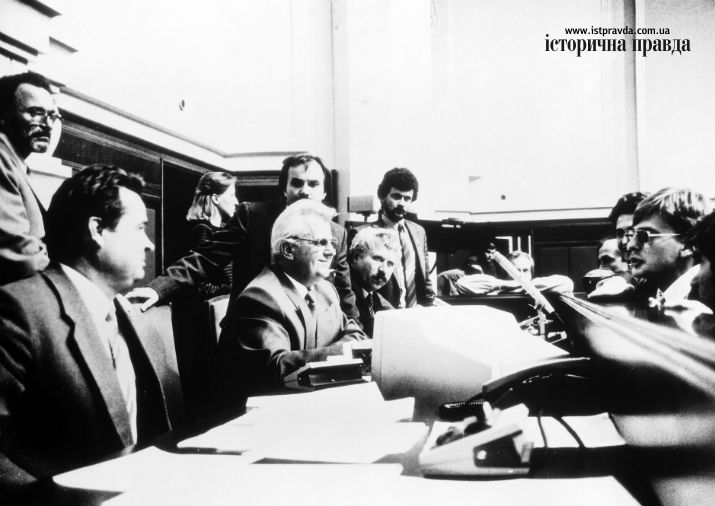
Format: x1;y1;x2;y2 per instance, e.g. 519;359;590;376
379;212;403;230
662;264;700;302
284;271;311;300
60;263;115;335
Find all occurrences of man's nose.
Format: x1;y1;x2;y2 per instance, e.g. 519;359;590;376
144;235;155;252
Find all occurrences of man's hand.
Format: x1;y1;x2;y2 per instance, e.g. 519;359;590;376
125;287;159;312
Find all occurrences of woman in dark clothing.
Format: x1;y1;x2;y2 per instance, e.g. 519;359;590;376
185;171;238;298
177;171;237;420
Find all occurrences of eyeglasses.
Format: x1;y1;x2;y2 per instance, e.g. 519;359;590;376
21;107;63;124
291;236;337;249
631;229;680;244
615;228;635;240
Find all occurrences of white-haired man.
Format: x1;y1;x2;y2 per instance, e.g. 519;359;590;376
348;227;399;336
216;200;367;404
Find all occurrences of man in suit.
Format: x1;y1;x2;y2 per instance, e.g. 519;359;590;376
626;187;710;305
0;71;62;284
216;199;367;404
347;227;398;336
129;154;359;321
370;167;435;308
0;165;184;491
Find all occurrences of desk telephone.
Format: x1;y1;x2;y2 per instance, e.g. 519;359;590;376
439;357;603;420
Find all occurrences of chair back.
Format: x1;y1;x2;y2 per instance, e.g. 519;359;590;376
207;294;230;343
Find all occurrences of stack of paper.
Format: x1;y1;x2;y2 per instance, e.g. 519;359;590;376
178;382;427;463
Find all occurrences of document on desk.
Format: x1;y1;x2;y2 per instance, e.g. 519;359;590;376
53;446;262;492
178;382;426;463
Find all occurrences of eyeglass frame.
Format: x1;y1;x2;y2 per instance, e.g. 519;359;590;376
20;107;63;125
629;229;681;245
290;236;337;250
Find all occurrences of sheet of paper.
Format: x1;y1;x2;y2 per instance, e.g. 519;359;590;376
104;467;637;506
53;446;261;492
180;420;427;463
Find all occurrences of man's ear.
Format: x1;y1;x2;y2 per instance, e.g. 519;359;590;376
679;243;694;260
280;241;294;260
210;193;220;206
87;217;105;249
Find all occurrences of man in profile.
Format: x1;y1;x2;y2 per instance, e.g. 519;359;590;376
216;200;366;402
589;191;650;300
0;71;62;284
627;187;710;305
130;154;358;320
348;227;398;336
583;237;630;293
0;165;184;491
370;167;435;308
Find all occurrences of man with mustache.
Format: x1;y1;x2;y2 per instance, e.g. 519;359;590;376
368;167;435;308
129;154;359;321
348;227;398;336
0;72;61;284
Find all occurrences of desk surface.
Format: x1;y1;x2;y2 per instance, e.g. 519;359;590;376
14;383;658;506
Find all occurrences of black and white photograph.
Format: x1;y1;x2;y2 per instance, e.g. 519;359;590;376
0;0;713;504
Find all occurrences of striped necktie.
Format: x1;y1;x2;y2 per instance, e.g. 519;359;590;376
106;308;137;443
398;224;417;308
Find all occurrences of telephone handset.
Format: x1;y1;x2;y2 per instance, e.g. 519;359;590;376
440;357;605;419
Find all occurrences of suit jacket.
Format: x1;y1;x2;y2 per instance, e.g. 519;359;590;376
216;266;366;402
0;132;48;285
150;200;359;320
362;217;435;307
350;271;394;337
0;265;184;486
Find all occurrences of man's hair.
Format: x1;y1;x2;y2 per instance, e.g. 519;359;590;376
508;250;534;275
278;153;331;194
348;227;399;265
46;164;145;264
633;187;711;235
685;210;715;265
0;71;53;119
377;167;419;201
270;199;336;260
608;191;650;225
186;171;236;222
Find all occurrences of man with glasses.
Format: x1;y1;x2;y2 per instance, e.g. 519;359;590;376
216;200;366;403
627;187;711;305
0;71;62;284
129;154;359;321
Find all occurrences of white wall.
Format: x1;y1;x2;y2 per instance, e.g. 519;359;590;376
635;0;715;194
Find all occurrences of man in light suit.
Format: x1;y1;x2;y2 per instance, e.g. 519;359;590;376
348;227;398;336
0;165;184;491
129;154;359;321
370;167;435;308
0;71;62;284
216;199;367;405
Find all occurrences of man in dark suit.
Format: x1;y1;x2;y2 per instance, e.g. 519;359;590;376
216;199;367;404
348;227;398;336
0;165;184;491
129;154;359;321
0;71;62;284
370;167;435;308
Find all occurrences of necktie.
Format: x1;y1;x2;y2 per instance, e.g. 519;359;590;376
398;224;417;308
305;292;318;348
367;292;374;317
105;309;137;443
